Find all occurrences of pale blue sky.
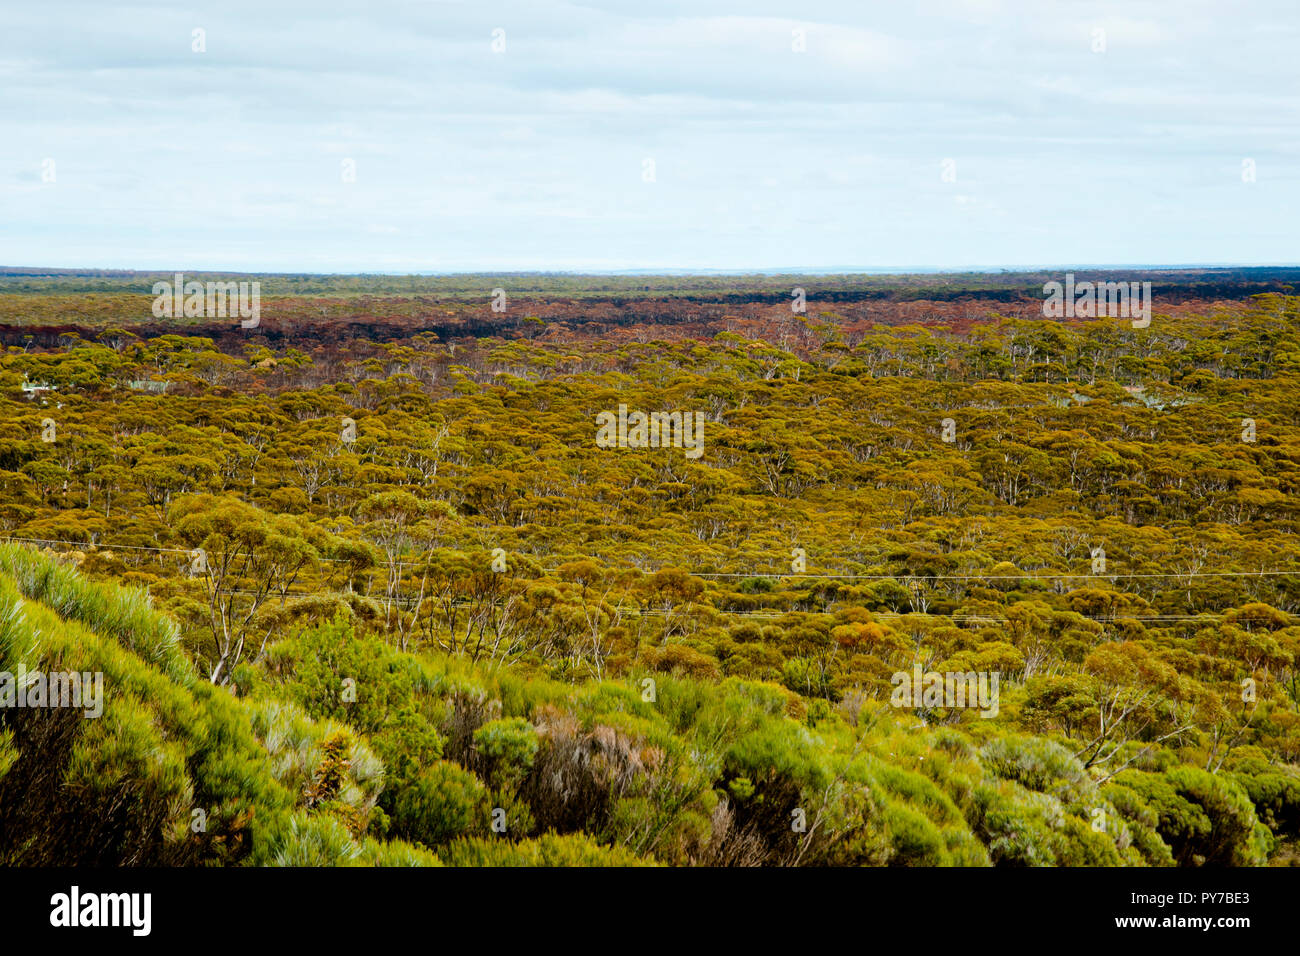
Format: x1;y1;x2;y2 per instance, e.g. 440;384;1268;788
2;0;1296;272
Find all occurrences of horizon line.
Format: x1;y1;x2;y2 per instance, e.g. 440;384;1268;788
4;262;1300;279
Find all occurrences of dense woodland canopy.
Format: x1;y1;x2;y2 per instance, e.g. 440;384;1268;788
0;272;1297;867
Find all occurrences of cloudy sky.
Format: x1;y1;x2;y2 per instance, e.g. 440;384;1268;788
1;0;1296;272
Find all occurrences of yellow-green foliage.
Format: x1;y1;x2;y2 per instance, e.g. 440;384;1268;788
0;548;1292;868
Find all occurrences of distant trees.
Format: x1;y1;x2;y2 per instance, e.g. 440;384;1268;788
0;288;1297;865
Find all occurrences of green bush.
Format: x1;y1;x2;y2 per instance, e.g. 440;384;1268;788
1115;767;1271;866
390;760;487;848
473;717;539;788
441;832;655;867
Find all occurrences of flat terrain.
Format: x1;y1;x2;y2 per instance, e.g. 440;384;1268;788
1;268;1297;867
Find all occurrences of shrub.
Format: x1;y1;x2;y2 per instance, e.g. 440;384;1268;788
389;760;487;848
1115;767;1271;866
440;832;655;867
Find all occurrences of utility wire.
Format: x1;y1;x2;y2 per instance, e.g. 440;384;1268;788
0;535;1293;582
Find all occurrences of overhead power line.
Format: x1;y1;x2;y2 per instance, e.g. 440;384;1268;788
0;534;1294;582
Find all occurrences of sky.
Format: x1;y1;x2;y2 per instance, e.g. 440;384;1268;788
1;0;1297;272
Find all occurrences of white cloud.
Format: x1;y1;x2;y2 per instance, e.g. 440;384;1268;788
0;0;1296;270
